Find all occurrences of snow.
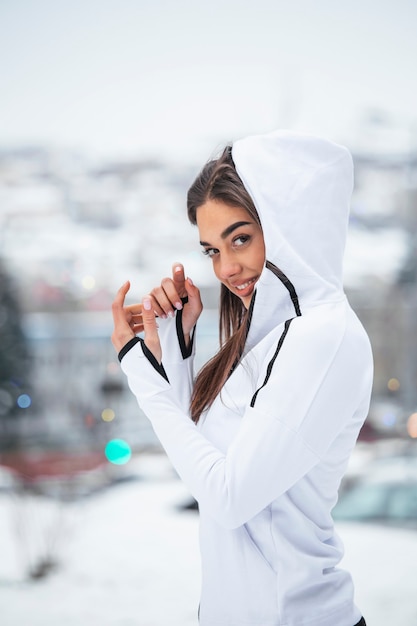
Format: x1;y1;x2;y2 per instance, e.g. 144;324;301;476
1;453;417;626
0;454;201;626
338;522;417;626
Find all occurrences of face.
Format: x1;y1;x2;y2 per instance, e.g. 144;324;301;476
196;199;265;308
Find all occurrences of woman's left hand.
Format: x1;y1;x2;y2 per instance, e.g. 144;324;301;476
110;281;162;365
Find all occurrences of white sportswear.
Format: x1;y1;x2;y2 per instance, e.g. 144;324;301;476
119;130;373;626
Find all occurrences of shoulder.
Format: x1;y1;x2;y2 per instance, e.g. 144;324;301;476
288;301;346;345
281;300;371;366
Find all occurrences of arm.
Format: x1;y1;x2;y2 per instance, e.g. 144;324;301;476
111;265;202;408
119;303;373;529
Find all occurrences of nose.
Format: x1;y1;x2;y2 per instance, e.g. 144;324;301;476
218;251;241;281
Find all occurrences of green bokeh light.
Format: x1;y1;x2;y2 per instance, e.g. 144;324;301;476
105;439;132;465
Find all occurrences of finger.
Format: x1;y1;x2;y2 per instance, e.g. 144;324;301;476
142;296;162;363
151;285;177;318
179;277;203;336
111;281;131;322
129;313;144;332
185;276;201;304
124;303;143;316
111;281;136;352
172;263;186;303
126;306;145;332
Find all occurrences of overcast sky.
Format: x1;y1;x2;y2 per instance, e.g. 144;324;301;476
1;0;416;164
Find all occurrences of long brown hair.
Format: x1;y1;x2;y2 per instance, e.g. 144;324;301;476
187;146;263;422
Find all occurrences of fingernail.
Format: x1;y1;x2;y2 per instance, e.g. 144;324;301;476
175;266;182;274
187;277;193;286
168;311;174;318
175;301;183;310
143;298;152;311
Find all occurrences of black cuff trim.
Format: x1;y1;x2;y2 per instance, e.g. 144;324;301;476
118;336;169;383
140;339;169;382
118;337;141;362
176;304;195;359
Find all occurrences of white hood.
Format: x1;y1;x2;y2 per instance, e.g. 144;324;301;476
232;130;354;349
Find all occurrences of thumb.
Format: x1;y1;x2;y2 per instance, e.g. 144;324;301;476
142;296;162;364
180;278;203;336
185;276;199;301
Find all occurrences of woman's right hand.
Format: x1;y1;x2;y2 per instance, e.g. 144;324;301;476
149;263;203;339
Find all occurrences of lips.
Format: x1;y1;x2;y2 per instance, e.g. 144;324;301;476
234;277;257;291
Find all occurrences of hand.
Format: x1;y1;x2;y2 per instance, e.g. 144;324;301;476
149;263;203;340
111;281;163;363
111;265;202;362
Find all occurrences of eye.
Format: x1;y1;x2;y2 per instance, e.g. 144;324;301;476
202;247;218;258
233;234;250;247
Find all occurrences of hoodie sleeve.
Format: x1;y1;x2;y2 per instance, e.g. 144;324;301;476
121;309;373;529
120;307;196;410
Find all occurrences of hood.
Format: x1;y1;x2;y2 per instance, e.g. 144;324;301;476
231;129;354;350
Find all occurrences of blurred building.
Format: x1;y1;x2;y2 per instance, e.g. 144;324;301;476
0;141;416;451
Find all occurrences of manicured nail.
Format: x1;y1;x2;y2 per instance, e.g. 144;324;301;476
168;311;174;318
175;265;182;273
143;298;152;311
175;301;183;310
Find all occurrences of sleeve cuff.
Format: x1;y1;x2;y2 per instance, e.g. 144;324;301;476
118;336;169;382
118;337;141;362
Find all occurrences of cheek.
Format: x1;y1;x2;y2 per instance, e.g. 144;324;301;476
255;239;266;269
211;260;223;282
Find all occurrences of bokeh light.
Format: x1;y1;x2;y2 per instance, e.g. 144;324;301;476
387;378;400;392
101;408;115;422
381;411;396;428
407;413;417;438
105;439;131;465
82;275;96;290
17;393;31;409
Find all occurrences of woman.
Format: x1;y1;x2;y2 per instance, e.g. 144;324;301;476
111;130;372;626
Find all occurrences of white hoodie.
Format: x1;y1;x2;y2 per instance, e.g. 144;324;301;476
119;130;373;626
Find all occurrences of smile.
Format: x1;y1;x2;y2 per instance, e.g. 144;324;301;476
235;278;257;291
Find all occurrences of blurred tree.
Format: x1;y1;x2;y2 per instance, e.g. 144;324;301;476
0;259;32;450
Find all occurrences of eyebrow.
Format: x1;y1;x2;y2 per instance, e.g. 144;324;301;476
199;221;252;247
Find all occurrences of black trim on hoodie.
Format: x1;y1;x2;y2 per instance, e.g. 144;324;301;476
176;296;195;359
140;338;169;382
118;295;191;380
250;318;294;407
118;337;141;362
266;260;301;317
118;336;169;381
249;263;302;407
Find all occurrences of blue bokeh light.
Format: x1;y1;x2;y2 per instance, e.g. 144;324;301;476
17;394;31;409
105;439;132;465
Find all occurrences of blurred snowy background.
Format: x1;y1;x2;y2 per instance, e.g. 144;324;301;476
1;1;417;624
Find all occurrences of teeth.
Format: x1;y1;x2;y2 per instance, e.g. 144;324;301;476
236;279;255;290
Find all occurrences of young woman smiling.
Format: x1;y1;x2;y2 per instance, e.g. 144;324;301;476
111;131;372;626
